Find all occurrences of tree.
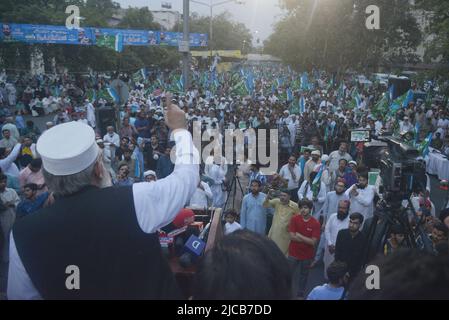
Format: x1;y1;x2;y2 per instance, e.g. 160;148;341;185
415;0;449;63
264;0;422;72
117;7;160;30
173;11;253;53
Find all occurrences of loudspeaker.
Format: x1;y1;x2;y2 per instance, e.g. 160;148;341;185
96;107;116;137
388;77;411;100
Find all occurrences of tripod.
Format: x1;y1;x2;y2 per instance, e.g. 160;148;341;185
362;197;417;267
223;165;245;211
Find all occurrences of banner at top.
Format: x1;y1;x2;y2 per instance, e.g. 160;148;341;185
0;22;208;47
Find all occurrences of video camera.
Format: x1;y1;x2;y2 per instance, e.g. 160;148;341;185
364;136;427;199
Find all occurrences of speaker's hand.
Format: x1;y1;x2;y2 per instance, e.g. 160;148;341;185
164;92;187;132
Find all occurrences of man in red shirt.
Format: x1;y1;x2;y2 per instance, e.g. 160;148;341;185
288;199;321;299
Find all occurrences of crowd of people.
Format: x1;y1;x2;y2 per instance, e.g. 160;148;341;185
1;64;449;300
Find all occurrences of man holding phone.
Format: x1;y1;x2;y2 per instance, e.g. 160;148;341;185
264;188;299;256
345;172;376;221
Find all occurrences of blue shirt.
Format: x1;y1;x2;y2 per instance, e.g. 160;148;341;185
156;155;175;179
307;284;345;300
134;118;151;138
17;192;49;219
114;177;134;187
240;192;268;235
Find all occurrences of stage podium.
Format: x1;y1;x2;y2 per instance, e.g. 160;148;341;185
168;207;224;299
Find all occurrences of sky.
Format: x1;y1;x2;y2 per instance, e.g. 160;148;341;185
115;0;285;44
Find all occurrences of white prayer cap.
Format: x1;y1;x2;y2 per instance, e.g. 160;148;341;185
321;154;329;162
144;170;157;178
37;122;99;176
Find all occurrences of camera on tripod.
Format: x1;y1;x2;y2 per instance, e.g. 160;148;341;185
365;136;427;199
362;136;434;263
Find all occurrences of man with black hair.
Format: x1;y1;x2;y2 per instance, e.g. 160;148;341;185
384;224;407;256
16;183;49;219
193;230;293;300
240;180;268;236
349;249;449;299
0;129;18;149
431;221;448;251
248;164;267;191
224;210;242;235
345;172;376;220
279;155;301;203
265;188;299;255
323;200;351;277
307;261;348;300
18;137;37;168
288;199;321;299
115;137;130;162
114;163;134;187
19;158;47;196
335;212;367;279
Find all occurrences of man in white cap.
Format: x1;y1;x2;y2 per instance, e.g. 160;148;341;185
103;126;120;167
143;170;157;182
45;122;54;132
303;150;321;183
8;95;199;299
399;116;413;134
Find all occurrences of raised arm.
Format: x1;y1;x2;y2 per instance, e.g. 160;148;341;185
132;96;200;234
0;144;22;170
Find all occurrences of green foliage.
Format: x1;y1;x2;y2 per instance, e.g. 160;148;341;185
117;7;160;30
415;0;449;63
265;0;422;71
173;11;253;53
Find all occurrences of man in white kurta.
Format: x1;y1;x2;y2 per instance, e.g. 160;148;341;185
205;155;228;208
311;180;349;267
189;180;213;209
324;200;350;279
103;126;120;166
86;100;96;129
345;173;376;221
279;156;301;201
297;176;327;220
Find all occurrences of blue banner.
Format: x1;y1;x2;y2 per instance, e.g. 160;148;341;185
0;22;208;47
1;23;94;45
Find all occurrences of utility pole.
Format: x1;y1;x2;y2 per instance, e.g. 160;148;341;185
210;3;213;62
182;0;191;91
